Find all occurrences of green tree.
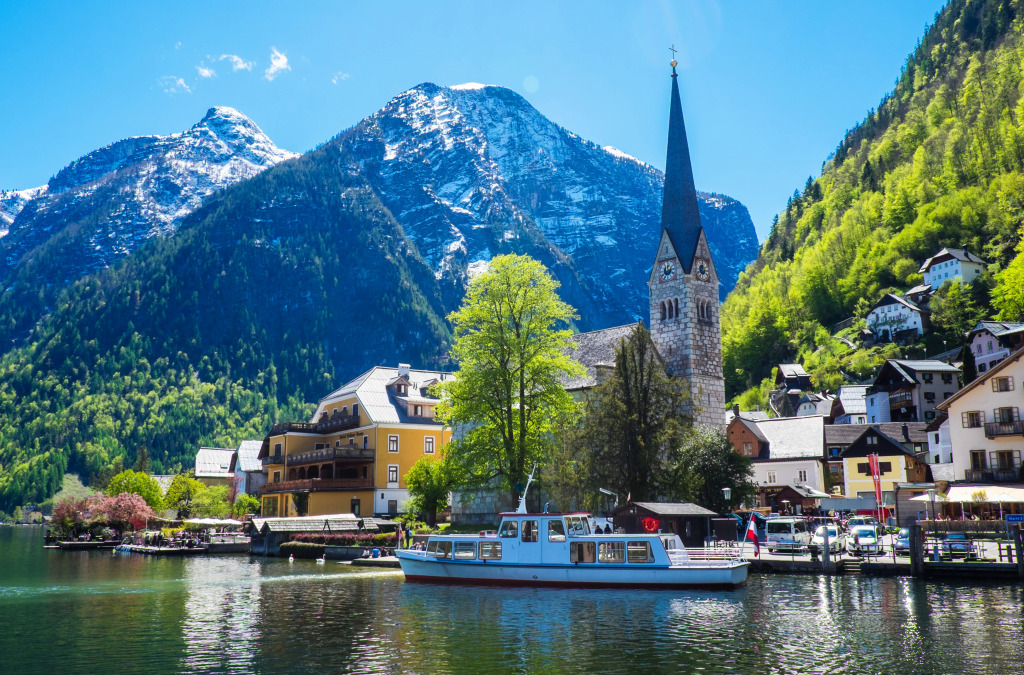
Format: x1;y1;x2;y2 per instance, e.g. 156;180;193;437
105;470;164;510
668;425;755;513
961;343;978;385
233;493;261;518
405;456;462;526
931;282;985;345
165;473;204;518
12;506;23;523
574;324;691;502
436;254;584;502
993;231;1024;320
133;445;151;474
192;484;232;518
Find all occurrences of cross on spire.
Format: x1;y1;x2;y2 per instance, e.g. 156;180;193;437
669;44;678;74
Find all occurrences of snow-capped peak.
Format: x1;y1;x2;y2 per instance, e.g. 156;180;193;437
449;82;493;91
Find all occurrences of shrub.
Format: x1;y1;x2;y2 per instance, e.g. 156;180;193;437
279;541;325;559
291;532;399;546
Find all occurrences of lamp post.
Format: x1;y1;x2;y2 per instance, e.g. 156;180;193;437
722;487;733;544
781;499;790;516
927;488;937;561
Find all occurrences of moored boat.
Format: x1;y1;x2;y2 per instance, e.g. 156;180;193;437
397;472;749;590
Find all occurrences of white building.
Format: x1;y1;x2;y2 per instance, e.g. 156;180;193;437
831;385;869;424
968;321;1024;374
866;294;929;342
924;416;955;481
936;346;1024;483
919;247;988;288
749;415;827;491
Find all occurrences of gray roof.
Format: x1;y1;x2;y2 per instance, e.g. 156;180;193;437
317;366;453;425
195;447;236;478
824;422;929;447
563;323;643;390
752;415;825;459
919;247;988;273
733;416;769;444
628;501;718;517
789;484;831;498
971;321;1024;339
906;284;933;296
236;440;263;473
835;385;868;416
778;363;810;379
152;474;175;493
870;293;925;315
725;409;770;425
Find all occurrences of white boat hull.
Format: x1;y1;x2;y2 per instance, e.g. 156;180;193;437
397;551;749;590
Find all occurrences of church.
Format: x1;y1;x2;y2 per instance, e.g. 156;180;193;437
566;59;726;429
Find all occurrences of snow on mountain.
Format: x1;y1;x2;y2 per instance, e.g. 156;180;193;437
2;107;296;283
342;82;759;329
0;186;47;236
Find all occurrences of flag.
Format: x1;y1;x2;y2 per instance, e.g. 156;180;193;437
745;517;759;557
868;453;882;504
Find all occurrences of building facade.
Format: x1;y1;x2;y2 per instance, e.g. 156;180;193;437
866;294;929;343
840;427;929;506
866;359;961;423
969;321;1024;374
919;247;988;288
258;364;454;518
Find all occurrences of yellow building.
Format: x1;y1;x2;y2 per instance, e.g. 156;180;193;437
840;426;928;507
258;364;454;518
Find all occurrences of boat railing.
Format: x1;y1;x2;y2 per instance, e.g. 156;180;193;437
674;545;746;565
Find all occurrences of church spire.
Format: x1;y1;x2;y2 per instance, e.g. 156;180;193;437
661;56;704;273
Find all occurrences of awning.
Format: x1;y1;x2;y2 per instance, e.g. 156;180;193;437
909;485;1024;503
184;518;244;526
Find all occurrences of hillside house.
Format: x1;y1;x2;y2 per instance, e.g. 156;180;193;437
727;415;826;509
830;385;869;424
195;447;236;488
936;346;1024;484
924;413;954;481
919;247;988;288
797;392;835;419
775;363;812;391
905;284;934;307
866;359;961;423
866;294;929;343
234;440;266;496
968;321;1024;374
258;364;454;518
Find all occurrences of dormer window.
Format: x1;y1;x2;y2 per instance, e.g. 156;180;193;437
415;404;423;416
398;384;407;395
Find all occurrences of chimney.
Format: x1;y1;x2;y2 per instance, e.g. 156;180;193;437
732;404;740;417
397;363;411;377
902;423;909;440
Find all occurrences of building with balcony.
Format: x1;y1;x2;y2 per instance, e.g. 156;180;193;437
936;346;1024;484
865;359;961;423
258;363;454;518
865;294;929;343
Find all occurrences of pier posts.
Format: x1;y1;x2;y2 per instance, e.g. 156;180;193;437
1014;525;1024;580
909;524;923;577
821;528;835;575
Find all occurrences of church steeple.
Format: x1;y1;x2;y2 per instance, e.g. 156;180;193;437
661;60;704;273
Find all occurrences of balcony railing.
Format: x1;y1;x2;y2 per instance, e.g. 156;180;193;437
260;477;374;494
964;469;1021;483
888;390;914;408
262;455;284;467
268;413;361;437
985;421;1024;438
286;447;375;466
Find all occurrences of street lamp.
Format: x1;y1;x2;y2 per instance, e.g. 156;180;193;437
781;499;790;516
598;488;619;509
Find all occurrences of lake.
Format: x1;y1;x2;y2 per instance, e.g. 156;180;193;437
1;525;1022;674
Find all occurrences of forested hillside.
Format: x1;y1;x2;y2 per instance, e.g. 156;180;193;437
723;0;1024;400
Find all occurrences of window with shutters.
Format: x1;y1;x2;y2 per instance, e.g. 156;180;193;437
970;450;987;470
993;377;1014;392
766;471;777;484
962;411;984;428
994;407;1019;424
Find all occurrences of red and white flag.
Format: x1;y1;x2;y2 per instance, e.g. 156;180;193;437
745;517;759;557
868;453;882;504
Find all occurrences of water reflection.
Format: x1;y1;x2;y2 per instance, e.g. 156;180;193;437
2;527;1024;675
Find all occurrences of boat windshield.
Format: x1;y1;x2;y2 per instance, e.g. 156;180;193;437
565;516;591;536
498;520;519;538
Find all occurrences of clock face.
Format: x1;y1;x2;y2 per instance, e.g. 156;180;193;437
695;258;711;282
659;260;676;282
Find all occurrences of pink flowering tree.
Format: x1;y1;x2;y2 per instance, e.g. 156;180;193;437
51;497;91;537
95;493;155;532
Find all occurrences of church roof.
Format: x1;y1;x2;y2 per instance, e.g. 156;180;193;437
563;323;643;391
661;67;704;273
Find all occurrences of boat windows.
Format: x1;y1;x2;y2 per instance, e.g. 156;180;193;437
627;541;653;563
547;519;566;542
521;520;539;542
479;542;502;560
453;542;477;560
570;541;596;563
426;540;452;559
598;541;625;563
565;516;591;536
498;520;519;538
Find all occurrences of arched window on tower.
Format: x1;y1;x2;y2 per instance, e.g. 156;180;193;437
707;303;713;321
667;301;674;320
660;301;666;321
674;298;679;319
698;301;704;320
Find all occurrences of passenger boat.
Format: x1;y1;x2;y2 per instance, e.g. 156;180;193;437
396;472;749;590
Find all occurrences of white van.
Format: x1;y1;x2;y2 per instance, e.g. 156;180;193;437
765;517;811;554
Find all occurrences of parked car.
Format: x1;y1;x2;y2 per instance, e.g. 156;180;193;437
940;533;978;560
845;516;883;536
894;528;912;556
846;525;884;556
809;525;844;555
765;518;811;554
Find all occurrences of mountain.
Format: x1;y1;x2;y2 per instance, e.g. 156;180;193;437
0;186;46;237
342;82;757;321
722;0;1024;401
0;83;758;510
0;107;296;339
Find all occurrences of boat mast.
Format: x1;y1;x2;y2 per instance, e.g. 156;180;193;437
516;464;537;514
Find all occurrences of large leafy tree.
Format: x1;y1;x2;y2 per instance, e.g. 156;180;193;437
930;281;986;346
668;425;755;513
436;254;584;502
405;456;462;526
105;470;164;510
165;473;204;518
572;324;692;503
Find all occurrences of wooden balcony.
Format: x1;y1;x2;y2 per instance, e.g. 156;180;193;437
260;477;374;495
888;390;914;408
268;413;361;436
985;421;1024;438
261;455;284;467
287;446;375;466
964;469;1021;483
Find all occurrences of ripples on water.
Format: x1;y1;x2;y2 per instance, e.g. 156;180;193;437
2;526;1023;674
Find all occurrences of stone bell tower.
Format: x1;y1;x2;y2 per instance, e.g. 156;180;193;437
647;59;726;429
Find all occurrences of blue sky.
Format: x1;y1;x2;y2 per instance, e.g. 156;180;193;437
1;1;947;240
